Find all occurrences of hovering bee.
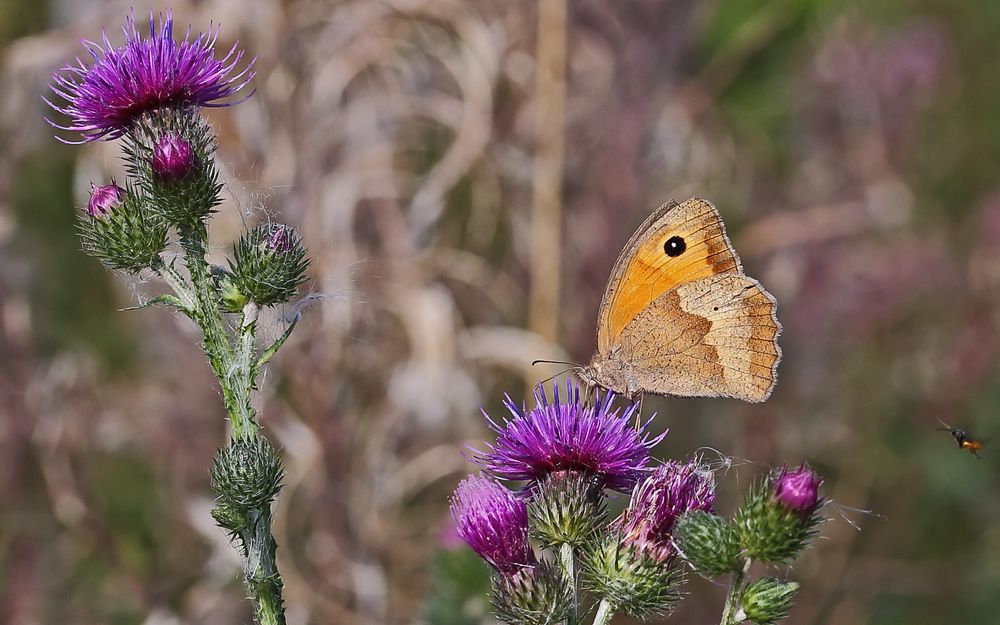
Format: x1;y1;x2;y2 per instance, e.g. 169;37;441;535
937;419;984;459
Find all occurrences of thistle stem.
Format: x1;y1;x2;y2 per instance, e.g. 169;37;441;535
720;558;752;625
592;599;614;625
171;222;284;624
559;543;578;625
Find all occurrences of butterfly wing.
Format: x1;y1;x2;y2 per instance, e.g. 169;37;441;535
612;274;781;402
596;198;742;355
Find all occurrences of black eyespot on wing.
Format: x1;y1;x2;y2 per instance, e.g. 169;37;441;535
664;235;686;257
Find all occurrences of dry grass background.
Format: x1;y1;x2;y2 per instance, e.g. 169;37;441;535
2;1;1000;624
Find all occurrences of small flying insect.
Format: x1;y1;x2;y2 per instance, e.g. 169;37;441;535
937;419;984;459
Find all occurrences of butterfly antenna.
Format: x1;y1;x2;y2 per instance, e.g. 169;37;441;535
936;417;955;432
536;367;576;387
531;358;580;367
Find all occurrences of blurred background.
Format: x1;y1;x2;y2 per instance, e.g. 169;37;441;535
1;0;998;623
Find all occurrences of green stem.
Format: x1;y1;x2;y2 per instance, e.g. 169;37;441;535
720;558;752;625
559;543;578;625
592;599;614;625
177;224;258;439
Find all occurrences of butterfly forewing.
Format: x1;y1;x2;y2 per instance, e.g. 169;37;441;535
597;198;742;354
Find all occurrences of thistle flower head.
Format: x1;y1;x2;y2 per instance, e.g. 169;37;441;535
86;182;125;218
450;475;534;575
774;464;824;517
472;381;663;491
152;132;196;180
46;10;255;143
620;459;717;563
266;224;294;253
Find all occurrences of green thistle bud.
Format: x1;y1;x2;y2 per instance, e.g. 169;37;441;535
528;470;606;549
491;561;572;625
583;533;683;619
125;107;221;227
211;501;248;536
735;472;824;563
79;183;167;272
674;510;740;575
740;578;799;624
210;437;285;512
212;265;250;313
230;223;309;306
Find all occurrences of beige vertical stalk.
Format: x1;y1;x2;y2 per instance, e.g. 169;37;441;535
529;0;568;355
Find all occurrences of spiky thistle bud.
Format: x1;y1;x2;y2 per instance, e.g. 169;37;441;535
527;470;606;549
230;223;309;306
210;436;285;513
673;510;740;575
584;532;683;619
124;107;221;227
79;183;167;272
735;465;824;563
151;132;196;180
87;182;124;217
739;578;799;624
211;265;250;312
491;560;573;625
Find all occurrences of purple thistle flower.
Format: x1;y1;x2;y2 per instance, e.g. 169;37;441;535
773;465;823;517
620;460;716;563
472;381;663;491
87;182;125;218
152;133;196;180
265;224;294;254
450;475;535;575
46;10;256;143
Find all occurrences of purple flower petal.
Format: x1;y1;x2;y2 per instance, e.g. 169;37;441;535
46;10;256;143
450;475;534;575
471;381;664;491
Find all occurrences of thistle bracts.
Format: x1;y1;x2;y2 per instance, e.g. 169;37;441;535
123;108;221;227
230;223;309;306
492;561;573;625
674;510;740;575
584;533;683;619
528;470;606;549
739;578;800;625
735;465;825;564
79;183;167;272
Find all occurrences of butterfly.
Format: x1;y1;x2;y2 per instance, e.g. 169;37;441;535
576;197;781;402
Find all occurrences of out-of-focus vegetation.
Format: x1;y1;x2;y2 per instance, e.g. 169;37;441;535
2;1;999;624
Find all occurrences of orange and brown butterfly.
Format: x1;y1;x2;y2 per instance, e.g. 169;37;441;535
937;419;984;459
576;197;781;402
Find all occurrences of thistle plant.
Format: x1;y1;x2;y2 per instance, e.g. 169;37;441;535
47;12;306;625
453;382;828;625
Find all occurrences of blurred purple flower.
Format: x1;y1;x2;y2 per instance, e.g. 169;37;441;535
620;460;716;563
46;10;255;143
773;465;823;517
152;133;196;180
87;182;125;218
472;381;663;491
450;475;534;575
